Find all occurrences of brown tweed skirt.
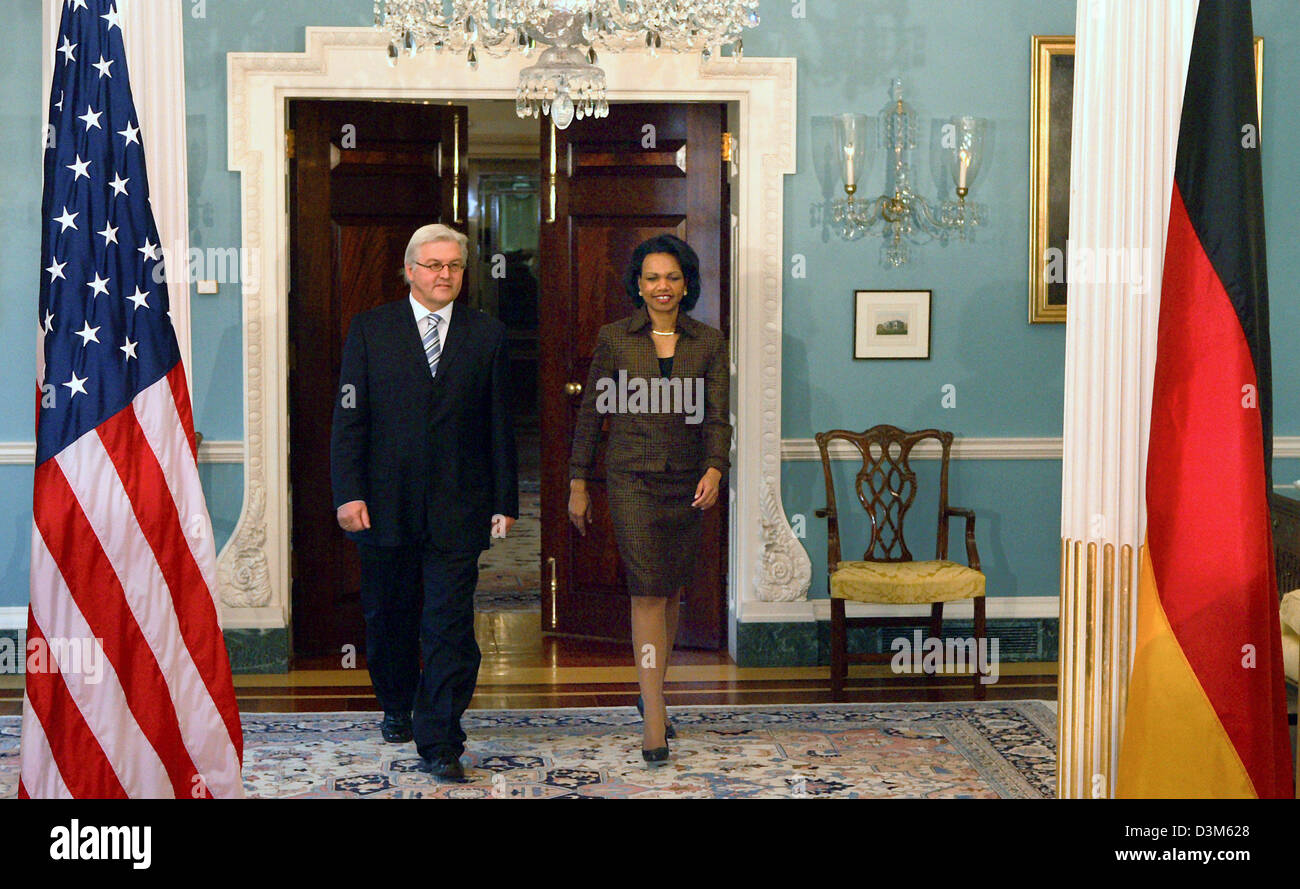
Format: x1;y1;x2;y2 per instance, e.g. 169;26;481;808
606;469;702;598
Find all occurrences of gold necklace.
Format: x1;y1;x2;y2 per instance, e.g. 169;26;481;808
651;328;676;336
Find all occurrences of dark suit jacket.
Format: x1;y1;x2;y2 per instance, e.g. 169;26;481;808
330;298;518;552
569;307;731;480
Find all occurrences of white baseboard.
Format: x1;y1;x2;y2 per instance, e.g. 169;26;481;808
811;595;1059;620
7;599;1058;630
0;606;26;631
740;595;1059;623
217;605;286;630
1;604;287;632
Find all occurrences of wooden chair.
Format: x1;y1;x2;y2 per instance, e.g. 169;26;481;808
814;425;987;701
1268;491;1300;796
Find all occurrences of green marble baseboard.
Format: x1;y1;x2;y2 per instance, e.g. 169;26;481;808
734;621;820;667
0;627;289;676
0;629;21;674
736;617;1059;668
224;627;290;674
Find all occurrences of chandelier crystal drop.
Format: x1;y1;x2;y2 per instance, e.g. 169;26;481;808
375;1;761;128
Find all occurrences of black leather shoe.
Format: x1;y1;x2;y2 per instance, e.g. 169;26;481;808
381;712;412;743
421;756;466;782
636;695;676;740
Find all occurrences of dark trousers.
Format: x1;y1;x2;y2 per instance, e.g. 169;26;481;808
358;544;481;760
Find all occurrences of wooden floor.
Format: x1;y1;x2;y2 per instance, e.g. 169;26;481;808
0;611;1058;714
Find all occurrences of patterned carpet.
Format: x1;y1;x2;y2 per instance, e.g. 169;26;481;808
0;702;1057;798
474;489;540;612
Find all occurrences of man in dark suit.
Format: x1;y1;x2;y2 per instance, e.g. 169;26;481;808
330;223;517;781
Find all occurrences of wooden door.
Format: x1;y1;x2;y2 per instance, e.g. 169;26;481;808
539;103;730;649
289;99;467;659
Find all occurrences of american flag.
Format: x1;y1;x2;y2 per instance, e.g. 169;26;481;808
20;0;243;798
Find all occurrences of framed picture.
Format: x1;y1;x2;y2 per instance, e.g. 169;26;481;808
1028;35;1074;324
854;290;931;359
1028;35;1263;324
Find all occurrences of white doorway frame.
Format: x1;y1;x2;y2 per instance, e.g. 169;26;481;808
221;27;810;658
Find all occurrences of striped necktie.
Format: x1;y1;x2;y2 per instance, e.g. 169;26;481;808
421;313;442;377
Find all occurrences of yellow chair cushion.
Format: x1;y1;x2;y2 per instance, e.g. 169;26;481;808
1282;590;1300;684
830;559;985;604
1283;625;1299;686
1281;590;1300;636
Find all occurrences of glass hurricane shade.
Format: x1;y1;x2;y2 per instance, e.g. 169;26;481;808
833;113;872;191
945;116;988;192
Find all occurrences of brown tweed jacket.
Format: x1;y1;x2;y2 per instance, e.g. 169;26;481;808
569;308;731;480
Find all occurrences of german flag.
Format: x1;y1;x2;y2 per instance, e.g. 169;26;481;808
1116;0;1293;799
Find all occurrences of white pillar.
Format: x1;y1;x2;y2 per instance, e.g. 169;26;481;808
1058;0;1197;799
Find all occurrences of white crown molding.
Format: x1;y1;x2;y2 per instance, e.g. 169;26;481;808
783;436;1300;462
224;27;804;641
0;441;244;464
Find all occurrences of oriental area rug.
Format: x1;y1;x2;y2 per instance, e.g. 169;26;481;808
473;488;541;613
0;702;1056;799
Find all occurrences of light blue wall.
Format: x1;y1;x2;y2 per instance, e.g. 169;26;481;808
0;0;1297;609
0;0;47;608
755;0;1074;599
758;0;1300;597
1256;0;1300;438
183;0;372;440
760;0;1075;439
0;0;44;443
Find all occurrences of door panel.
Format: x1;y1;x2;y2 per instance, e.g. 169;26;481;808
539;103;730;649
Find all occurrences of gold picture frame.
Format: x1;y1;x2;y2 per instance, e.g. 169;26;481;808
1028;35;1263;324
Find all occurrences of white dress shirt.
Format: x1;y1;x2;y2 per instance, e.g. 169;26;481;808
409;293;453;356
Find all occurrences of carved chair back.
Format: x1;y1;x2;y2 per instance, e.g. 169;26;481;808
814;425;953;566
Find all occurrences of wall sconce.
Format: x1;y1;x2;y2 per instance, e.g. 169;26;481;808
830;78;991;267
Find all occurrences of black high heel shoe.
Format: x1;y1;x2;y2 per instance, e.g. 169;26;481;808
641;743;670;764
636;695;677;740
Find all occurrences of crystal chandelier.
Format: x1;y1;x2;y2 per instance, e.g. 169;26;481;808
831;78;990;267
374;1;762;129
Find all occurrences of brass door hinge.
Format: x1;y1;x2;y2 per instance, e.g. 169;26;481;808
547;556;557;630
453;111;463;223
721;132;734;163
546;122;558;224
286;128;295;160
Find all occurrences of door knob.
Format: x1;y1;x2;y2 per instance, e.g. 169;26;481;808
564;382;583;396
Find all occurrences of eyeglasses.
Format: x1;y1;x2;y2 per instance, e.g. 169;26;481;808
411;259;466;274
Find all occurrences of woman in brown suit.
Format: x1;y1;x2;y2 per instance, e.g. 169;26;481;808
568;235;731;763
